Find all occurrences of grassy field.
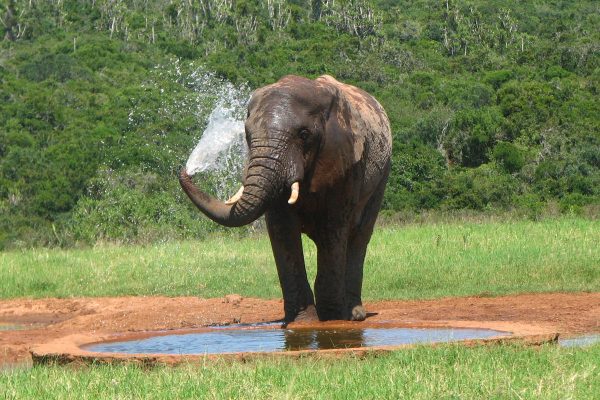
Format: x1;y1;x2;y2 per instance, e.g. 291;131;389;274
2;344;600;399
1;216;599;399
1;216;598;300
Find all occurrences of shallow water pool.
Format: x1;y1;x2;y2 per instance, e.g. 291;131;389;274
85;327;510;355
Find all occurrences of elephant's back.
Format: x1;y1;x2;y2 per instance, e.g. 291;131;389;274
317;75;392;197
317;75;391;150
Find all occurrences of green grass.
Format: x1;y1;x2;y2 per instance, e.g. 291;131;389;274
1;217;598;300
2;344;600;399
1;217;599;399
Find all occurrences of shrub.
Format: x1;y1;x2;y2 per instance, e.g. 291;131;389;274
483;69;513;89
558;193;598;216
492;141;525;173
440;165;519;210
68;169;220;244
443;107;505;167
513;193;545;220
384;142;446;211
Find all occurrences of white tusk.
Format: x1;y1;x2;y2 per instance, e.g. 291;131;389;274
288;182;300;205
225;186;244;205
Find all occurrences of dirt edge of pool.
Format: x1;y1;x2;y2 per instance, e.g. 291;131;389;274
30;320;559;366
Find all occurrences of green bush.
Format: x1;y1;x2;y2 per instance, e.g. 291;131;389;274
440;165;519;211
497;80;560;144
513;193;545;220
385;141;446;210
559;193;598;215
483;70;513;89
69;169;219;244
492;141;525;173
443;107;505;167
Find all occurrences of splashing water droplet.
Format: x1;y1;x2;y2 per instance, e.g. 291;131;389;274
128;60;252;202
185;101;246;176
183;70;251;184
181;70;251;201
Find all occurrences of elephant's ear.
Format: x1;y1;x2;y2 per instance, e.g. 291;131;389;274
309;76;366;193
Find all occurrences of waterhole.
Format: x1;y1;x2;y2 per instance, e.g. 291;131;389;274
0;322;23;331
0;322;39;331
559;334;600;348
84;327;509;355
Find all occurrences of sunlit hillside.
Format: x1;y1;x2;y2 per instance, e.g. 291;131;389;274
1;0;598;248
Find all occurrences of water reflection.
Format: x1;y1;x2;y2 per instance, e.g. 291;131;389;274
559;334;600;348
86;326;509;355
284;329;366;350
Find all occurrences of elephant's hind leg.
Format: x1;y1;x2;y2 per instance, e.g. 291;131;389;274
266;207;315;323
345;172;389;321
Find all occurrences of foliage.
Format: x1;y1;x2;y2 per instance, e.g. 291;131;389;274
69;168;219;244
439;164;520;210
0;0;598;248
492;141;525;174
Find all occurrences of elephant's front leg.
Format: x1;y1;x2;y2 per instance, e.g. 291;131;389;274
265;207;315;323
345;175;388;321
314;229;349;320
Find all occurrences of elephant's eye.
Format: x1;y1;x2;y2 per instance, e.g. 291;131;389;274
299;129;310;141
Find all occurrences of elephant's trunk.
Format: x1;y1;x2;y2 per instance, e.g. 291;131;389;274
179;151;281;227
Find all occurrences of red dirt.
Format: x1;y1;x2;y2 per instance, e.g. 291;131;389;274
2;292;600;366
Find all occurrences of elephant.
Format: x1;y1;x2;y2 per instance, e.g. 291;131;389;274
179;75;392;322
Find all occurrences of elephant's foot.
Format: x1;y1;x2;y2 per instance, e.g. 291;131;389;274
350;305;367;321
293;304;318;322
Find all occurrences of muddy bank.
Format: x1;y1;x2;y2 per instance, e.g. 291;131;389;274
1;292;599;366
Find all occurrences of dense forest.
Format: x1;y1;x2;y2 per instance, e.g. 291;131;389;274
0;0;598;248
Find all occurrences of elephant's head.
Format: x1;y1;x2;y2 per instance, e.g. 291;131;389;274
179;75;382;227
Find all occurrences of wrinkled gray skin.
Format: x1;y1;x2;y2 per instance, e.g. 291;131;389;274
180;75;392;322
